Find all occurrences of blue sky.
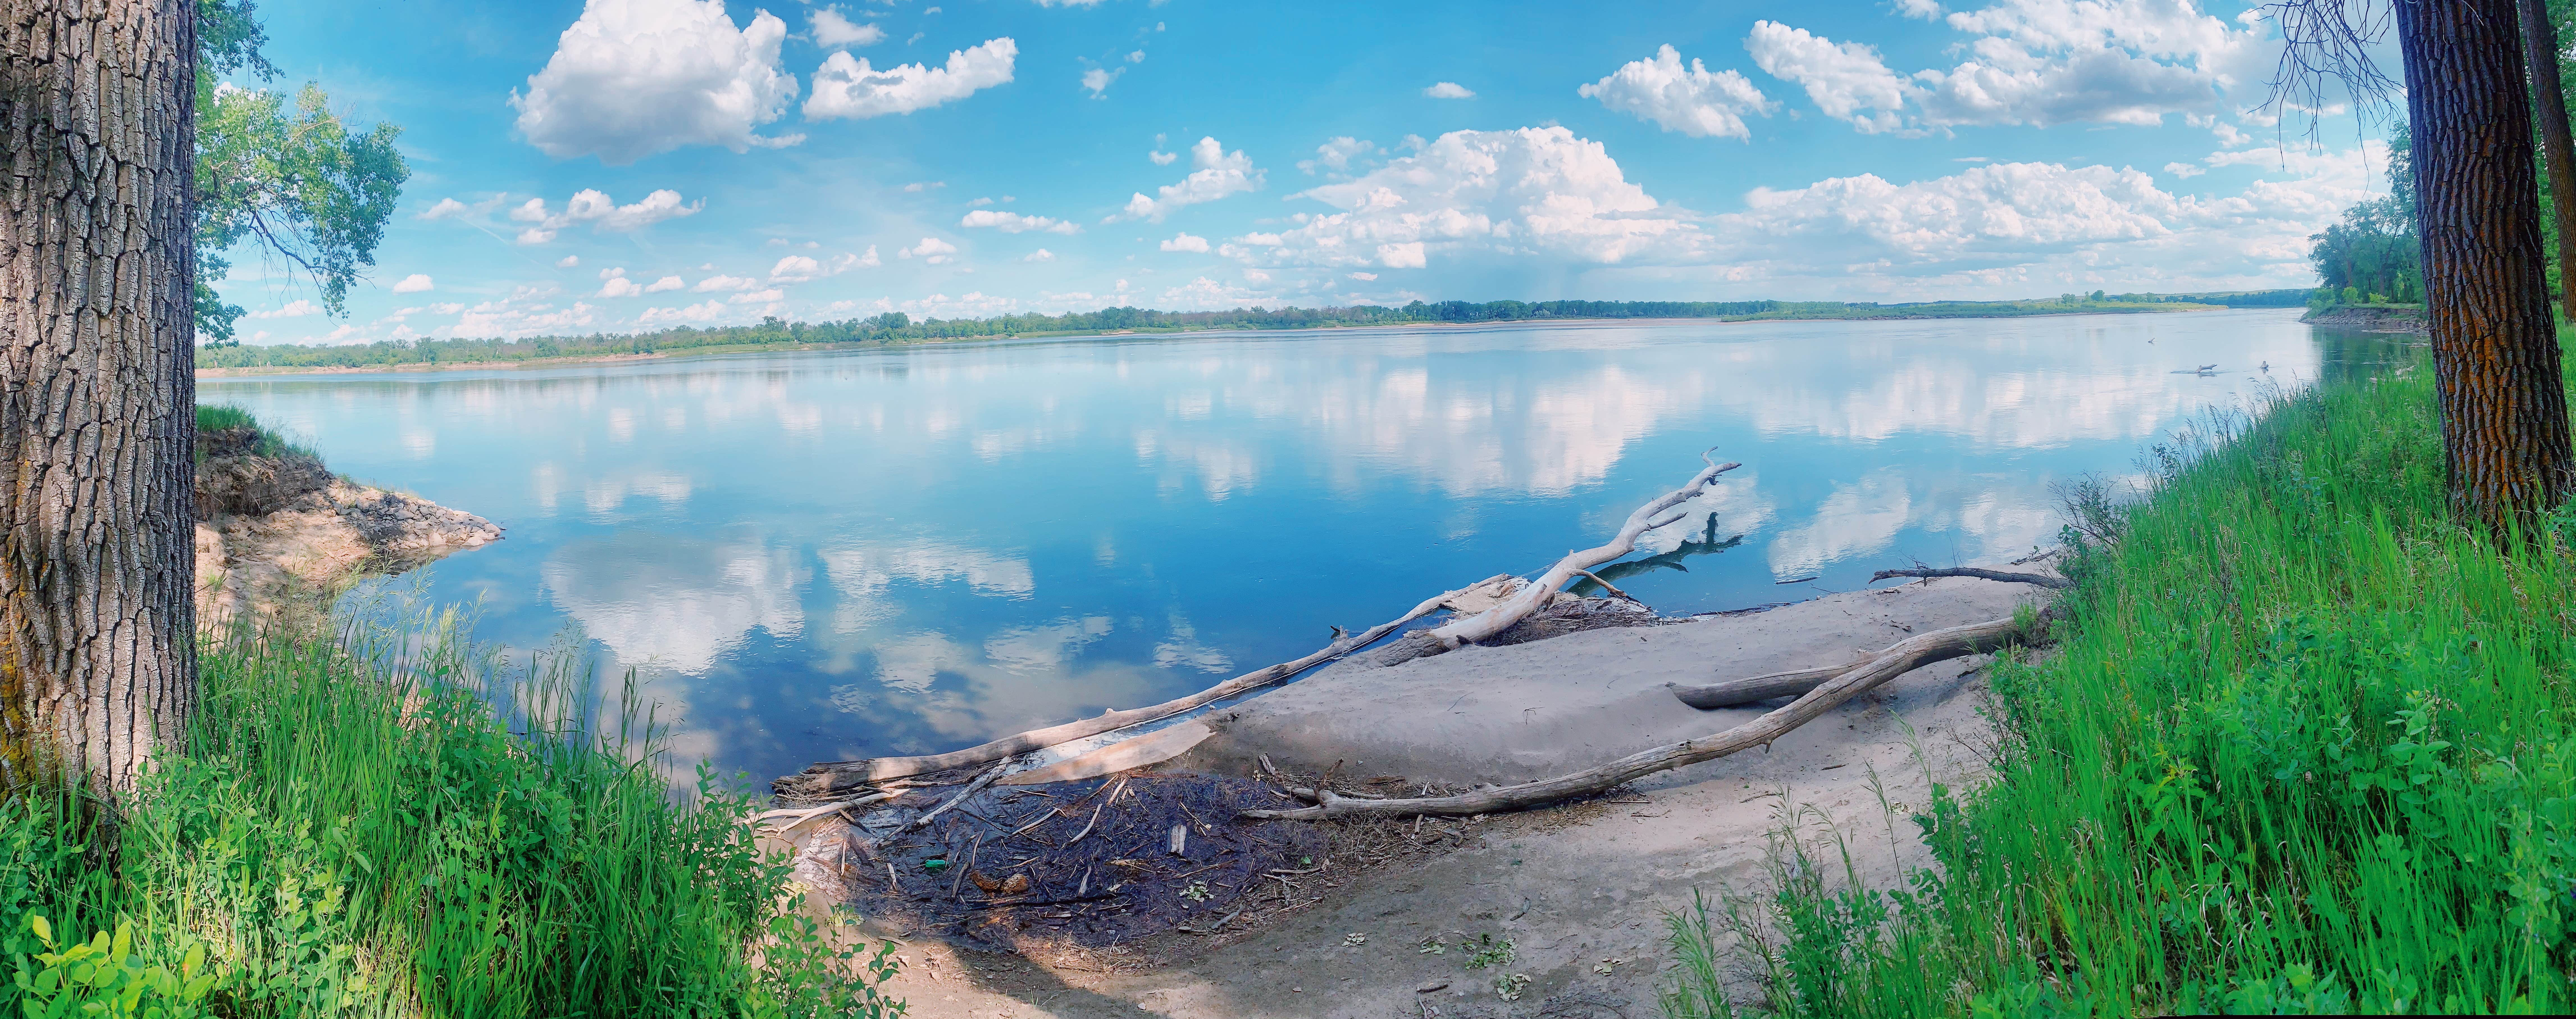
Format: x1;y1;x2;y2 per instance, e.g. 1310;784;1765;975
225;0;2394;345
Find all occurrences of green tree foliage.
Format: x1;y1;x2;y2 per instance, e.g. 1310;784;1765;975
192;0;408;345
2308;126;2420;306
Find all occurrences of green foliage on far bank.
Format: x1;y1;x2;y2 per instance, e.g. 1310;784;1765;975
1;617;902;1017
1665;342;2576;1015
196;292;2306;372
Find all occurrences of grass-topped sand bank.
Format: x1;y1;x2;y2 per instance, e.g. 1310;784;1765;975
193;406;502;629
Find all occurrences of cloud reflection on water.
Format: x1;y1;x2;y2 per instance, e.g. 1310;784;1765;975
208;310;2385;781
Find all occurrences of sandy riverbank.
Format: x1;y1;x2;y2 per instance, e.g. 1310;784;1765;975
854;567;2053;1018
193;428;501;629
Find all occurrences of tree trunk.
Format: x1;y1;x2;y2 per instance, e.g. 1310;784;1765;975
2520;0;2576;321
2399;0;2576;531
0;0;199;797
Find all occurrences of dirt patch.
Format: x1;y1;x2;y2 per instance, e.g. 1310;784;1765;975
815;774;1329;963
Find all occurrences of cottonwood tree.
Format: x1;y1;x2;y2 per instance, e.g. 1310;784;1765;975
1;0;202;795
2522;0;2576;320
2275;0;2576;531
191;0;407;345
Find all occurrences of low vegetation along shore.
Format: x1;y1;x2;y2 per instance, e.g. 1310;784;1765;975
197;292;2304;375
1;624;902;1017
1666;343;2576;1015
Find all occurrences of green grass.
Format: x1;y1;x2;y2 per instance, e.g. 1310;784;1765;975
1;613;903;1017
1664;345;2576;1016
195;403;323;464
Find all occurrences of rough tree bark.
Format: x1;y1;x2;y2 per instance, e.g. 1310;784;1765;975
0;0;200;796
2520;0;2576;321
2400;0;2576;529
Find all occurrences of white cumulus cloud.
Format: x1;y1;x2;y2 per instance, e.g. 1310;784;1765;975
1024;248;1056;262
1424;81;1475;99
507;189;705;243
810;7;883;47
1121;137;1262;221
644;275;685;292
638;300;727;326
1264;127;1701;270
693;274;758;292
1297;136;1373;175
1744;22;1910;134
769;252;871;283
1159;232;1210;253
899;236;959;264
251;299;321;319
512;0;801;164
1082;66;1123;95
959;210;1080;234
804;37;1016;119
1748;2;2265;134
1579;44;1774;140
391;274;434;293
555;255;581;268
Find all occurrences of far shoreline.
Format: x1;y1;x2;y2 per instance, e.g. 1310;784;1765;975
193;302;2262;379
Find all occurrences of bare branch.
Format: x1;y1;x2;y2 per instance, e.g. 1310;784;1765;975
2259;0;2404;146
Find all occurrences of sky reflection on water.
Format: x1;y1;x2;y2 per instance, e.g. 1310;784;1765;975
202;309;2400;782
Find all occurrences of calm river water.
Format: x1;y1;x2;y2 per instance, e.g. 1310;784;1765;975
202;309;2400;781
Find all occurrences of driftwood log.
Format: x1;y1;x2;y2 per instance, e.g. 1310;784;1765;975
1417;453;1740;652
1870;566;2071;589
1674;567;2070;708
1239;609;2055;821
774;574;1515;797
1664;662;1855;710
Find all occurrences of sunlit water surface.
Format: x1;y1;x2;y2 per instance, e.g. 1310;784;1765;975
202;310;2400;781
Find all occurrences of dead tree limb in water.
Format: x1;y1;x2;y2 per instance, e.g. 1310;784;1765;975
1241;609;2054;821
1868;566;2071;589
775;574;1515;797
1416;452;1740;653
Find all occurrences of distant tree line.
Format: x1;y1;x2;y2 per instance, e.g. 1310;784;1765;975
196;293;2312;371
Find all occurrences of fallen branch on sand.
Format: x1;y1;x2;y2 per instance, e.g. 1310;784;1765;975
1870;565;2071;589
773;576;1513;797
1670;567;2070;708
1663;662;1855;710
1239;609;2055;821
1412;453;1738;654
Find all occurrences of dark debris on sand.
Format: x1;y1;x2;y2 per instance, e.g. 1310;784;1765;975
823;772;1328;956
